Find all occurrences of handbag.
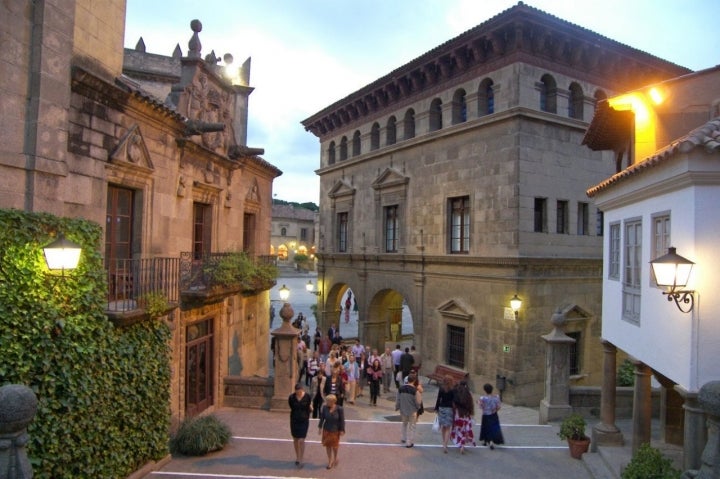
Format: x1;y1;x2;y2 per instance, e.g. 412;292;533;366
417;402;424;416
432;414;440;433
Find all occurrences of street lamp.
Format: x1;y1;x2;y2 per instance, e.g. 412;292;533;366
43;234;82;276
650;247;695;313
306;280;321;296
510;294;522;319
278;284;290;301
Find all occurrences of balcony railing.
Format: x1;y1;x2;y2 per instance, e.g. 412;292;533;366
105;257;180;314
180;252;277;300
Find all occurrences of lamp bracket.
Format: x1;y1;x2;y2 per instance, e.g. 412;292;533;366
663;289;694;314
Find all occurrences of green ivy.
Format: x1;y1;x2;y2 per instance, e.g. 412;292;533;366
618;359;635;387
0;209;171;478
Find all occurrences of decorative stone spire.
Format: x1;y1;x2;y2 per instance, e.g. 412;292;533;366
188;19;202;58
134;37;146;52
172;44;182;58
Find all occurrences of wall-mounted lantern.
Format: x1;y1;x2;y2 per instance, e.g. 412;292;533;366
510;294;522;319
43;234;82;276
650;247;695;313
306;280;321;296
278;284;290;302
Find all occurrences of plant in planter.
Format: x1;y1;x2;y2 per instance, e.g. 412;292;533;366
169;414;231;456
558;413;590;459
140;291;171;319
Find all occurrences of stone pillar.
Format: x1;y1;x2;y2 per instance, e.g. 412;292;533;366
539;309;574;424
676;385;706;471
0;384;38;479
682;381;720;479
270;303;299;411
631;359;653;453
592;340;624;450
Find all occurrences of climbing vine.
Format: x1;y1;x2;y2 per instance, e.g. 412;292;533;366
0;209;171;478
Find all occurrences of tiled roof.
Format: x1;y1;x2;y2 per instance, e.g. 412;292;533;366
272;204;317;221
587;116;720;197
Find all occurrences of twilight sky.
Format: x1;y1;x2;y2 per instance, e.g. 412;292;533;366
124;0;719;204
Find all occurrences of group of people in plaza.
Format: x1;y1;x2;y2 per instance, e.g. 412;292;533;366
286;321;506;469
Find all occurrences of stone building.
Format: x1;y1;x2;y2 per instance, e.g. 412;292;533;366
302;2;690;405
1;1;279;423
270;204;318;263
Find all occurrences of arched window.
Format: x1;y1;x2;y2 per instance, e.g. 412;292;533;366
568;82;584;119
429;98;442;131
593;90;607;114
352;130;361;156
370;123;380;150
327;141;336;165
478;78;494;116
339;136;348;161
386;116;397;146
452;89;467;125
280;227;287;236
403;109;415;140
539;74;557;113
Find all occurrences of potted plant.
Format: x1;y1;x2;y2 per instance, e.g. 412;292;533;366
557;413;590;459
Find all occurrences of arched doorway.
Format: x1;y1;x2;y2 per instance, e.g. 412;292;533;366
364;289;414;353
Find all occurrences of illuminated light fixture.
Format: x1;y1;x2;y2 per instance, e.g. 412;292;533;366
648;87;663;105
43;234;82;275
650;247;695;313
278;284;290;301
510;294;522;319
306;280;321;296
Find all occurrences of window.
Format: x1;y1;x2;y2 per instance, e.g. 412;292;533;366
337;212;348;253
300;227;308;241
447;325;465;368
577;202;589;235
429;98;442;131
339;136;348;161
386;116;396;146
384;205;399;252
327;141;336;165
534;198;547;233
193;202;212;260
568;82;584;120
556;200;569;234
452;89;467;124
478;78;494;116
105;185;134;262
539;74;557;113
652;214;671;260
608;222;620;280
449;196;470;253
352;130;361;156
567;331;581;375
280;227;287;236
596;210;604;236
623;219;642;324
370;123;380;150
403;109;415;140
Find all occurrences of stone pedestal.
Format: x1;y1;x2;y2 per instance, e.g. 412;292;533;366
539;309;574;424
0;384;38;479
682;381;720;479
270;302;300;411
592;340;624;450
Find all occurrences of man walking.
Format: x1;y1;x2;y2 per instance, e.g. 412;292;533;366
395;372;421;448
400;347;415;382
380;347;394;393
391;345;403;389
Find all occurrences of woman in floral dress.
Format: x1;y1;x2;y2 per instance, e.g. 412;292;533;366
450;380;476;454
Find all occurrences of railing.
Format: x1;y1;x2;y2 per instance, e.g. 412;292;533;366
105;257;180;313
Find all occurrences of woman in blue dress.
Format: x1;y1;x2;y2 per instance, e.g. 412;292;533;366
478;383;505;449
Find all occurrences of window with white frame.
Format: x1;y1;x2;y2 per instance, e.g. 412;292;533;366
651;213;671;286
608;222;620;280
449;196;470;253
622;219;642;324
384;205;399;253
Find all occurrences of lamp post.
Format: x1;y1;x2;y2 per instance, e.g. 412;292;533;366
305;280;321;296
650;247;695;313
43;234;82;275
510;294;522;319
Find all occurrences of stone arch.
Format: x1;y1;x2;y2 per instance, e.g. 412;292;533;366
403;109;415;140
478;78;495;116
370;122;380;150
386;116;397;145
352;130;361;156
339;136;348;161
327;140;336;165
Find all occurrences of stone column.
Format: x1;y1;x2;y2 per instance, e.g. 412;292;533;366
539;308;574;424
681;381;720;479
592;340;624;450
631;359;653;453
0;384;38;479
676;385;706;471
270;303;300;411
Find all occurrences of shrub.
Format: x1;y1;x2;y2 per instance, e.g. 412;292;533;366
558;413;588;441
618;359;635;387
621;443;681;479
169;414;231;456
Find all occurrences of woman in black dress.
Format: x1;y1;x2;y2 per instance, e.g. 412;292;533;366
288;383;312;468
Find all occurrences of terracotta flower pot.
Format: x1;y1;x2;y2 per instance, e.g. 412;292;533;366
567;437;591;459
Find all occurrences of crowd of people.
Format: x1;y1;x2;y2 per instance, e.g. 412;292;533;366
285;313;505;470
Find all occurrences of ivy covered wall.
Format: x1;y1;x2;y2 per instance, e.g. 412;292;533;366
0;209;171;478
